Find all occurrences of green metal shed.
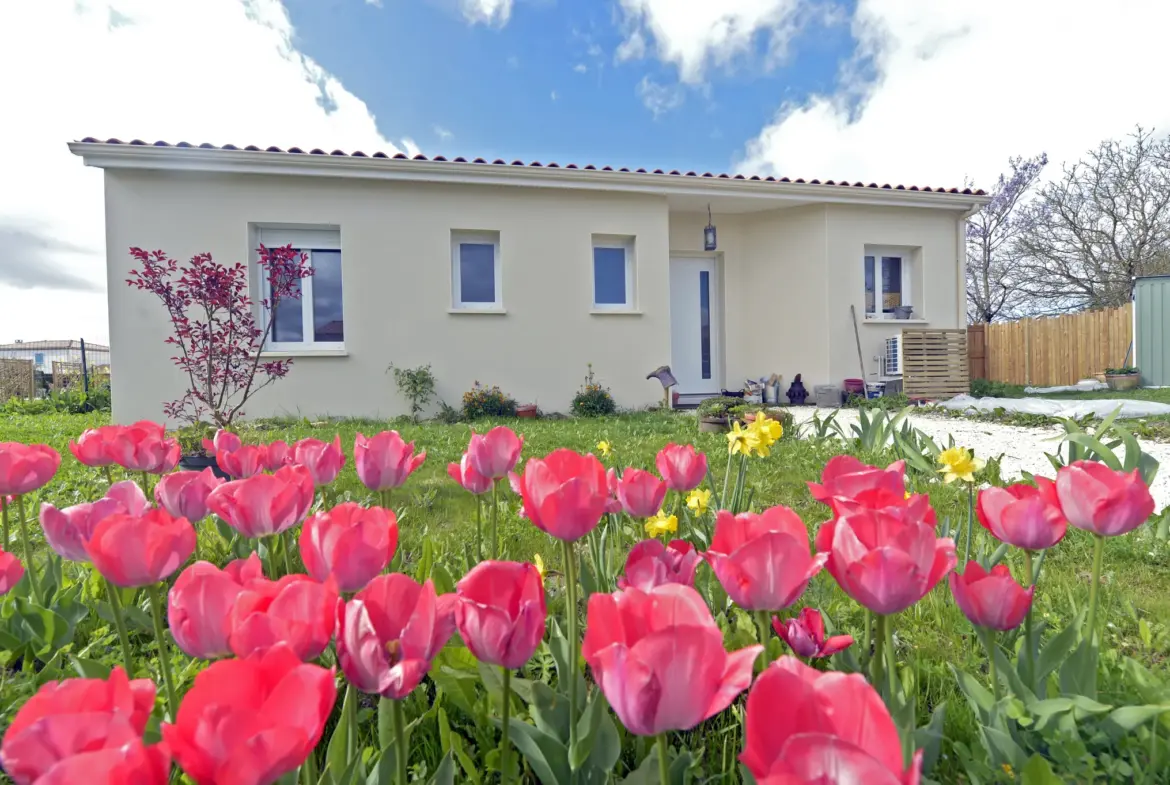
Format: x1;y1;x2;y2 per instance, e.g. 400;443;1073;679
1135;275;1170;387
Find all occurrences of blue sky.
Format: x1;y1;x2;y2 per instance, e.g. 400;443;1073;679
281;0;855;174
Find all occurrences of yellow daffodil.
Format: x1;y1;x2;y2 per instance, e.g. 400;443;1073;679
938;446;985;484
596;440;612;457
533;553;545;580
644;509;679;539
727;421;752;456
686;488;711;516
747;431;771;458
750;413;784;444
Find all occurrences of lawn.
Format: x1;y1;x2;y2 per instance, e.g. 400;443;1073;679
2;410;1169;782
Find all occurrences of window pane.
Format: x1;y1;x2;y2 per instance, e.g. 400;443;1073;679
272;274;303;342
460;243;496;303
311;250;344;343
593;247;627;305
864;256;876;314
700;270;711;379
882;256;902;312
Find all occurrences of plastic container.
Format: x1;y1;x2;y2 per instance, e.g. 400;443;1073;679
843;378;865;396
865;382;885;399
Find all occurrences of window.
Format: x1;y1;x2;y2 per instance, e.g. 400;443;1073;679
591;235;635;310
452;231;502;310
863;246;914;318
257;227;344;349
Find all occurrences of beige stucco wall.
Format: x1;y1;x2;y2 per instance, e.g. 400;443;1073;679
104;170;672;424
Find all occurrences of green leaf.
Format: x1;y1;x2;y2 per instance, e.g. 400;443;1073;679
505;719;571;785
980;725;1026;770
1019;754;1062;785
992;646;1035;704
530;680;571;741
414;539;434;583
586;699;620;773
1103;704;1170;734
1059;638;1098;700
1036;611;1081;688
430;563;456;596
951;665;994;722
914;702;947;775
1063;434;1122;470
569;688;607;770
326;684;356;785
69;656;111;679
424;752;455;785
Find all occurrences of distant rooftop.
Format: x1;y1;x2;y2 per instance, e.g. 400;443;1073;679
0;340;110;351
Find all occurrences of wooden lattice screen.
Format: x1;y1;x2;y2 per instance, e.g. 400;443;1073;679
902;328;969;399
0;358;35;400
51;361;111;392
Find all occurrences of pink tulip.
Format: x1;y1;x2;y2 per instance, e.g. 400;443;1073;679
202;429;242;456
354;431;426;491
105;480;150;517
704;506;827;611
169;555;262;659
86;508;197;588
467;426;523;480
448;453;493;495
511;449;609;542
0;442;61;497
265;440;293;470
949;561;1034;631
69;426;122;468
206;464;315;538
740;657;922;785
808;455;909;515
104;421;180;475
337;574;456;699
614;467;668;518
229;574;339;661
772;608;854;659
293;436;346;486
300;503;398;592
155;469;224;522
655;443;708;492
0;548;24;595
976;479;1067;550
823;507;956;616
582;583;761;736
216;444;268;479
39;498;124;562
454;561;546;669
814;490;935;555
1055;460;1156;537
617;539;700;592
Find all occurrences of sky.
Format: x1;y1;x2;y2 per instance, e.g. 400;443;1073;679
2;0;1169;345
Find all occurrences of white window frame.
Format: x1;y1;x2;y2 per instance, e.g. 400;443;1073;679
257;227;344;351
591;235;636;310
451;231;503;311
863;245;914;320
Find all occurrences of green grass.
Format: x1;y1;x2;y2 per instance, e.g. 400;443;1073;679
2;411;1169;781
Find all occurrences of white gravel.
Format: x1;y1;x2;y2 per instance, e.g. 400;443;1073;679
781;407;1170;511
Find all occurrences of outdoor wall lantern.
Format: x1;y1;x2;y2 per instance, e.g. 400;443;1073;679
704;204;717;251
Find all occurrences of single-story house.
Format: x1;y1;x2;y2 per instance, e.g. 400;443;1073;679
70;138;989;424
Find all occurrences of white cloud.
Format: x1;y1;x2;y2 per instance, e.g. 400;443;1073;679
0;0;407;345
551;90;558;101
637;76;685;118
739;1;1170;190
460;0;512;27
365;0;382;7
434;125;454;141
615;0;804;84
573;63;588;74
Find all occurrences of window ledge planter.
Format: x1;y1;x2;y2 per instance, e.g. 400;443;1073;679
1105;370;1140;391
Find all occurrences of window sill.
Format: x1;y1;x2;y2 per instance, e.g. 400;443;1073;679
447;307;508;315
259;348;349;358
863;318;929;325
590;308;643;316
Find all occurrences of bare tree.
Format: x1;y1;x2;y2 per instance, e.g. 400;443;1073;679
1015;127;1170;309
966;153;1047;323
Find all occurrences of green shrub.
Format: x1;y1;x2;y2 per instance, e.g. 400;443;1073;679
970;378;1026;398
389;363;437;422
1105;366;1138;375
696;396;743;418
462;382;517;419
571;364;616;417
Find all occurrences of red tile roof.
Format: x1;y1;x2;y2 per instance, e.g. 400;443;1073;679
74;137;986;196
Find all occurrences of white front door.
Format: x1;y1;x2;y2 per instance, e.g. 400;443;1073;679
669;256;720;394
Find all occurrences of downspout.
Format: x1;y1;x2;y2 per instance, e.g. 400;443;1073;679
957;203;982;324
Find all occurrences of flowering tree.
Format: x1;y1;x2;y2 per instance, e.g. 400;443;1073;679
127;245;313;429
965;152;1047;323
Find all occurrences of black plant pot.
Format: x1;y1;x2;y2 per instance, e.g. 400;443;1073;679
178;454;231;480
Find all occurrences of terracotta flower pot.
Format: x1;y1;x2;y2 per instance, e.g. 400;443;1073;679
1105;373;1139;391
699;415;729;433
517;404;538;419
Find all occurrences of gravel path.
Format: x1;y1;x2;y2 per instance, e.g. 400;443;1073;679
781;407;1170;511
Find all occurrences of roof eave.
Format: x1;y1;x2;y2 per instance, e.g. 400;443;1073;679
68;142;993;210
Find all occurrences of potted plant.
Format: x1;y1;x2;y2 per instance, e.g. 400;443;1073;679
894;304;914;320
126;244;313;465
696;396;741;433
173;422;230;477
1105;366;1140;391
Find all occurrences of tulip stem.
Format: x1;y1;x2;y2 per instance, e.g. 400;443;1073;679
656;733;670;785
15;495;40;604
1023;550;1036;689
1;496;9;551
148;582;179;719
490;481;500;560
103;465;113;487
1086;533;1105;646
982;628;1000;702
391;697;408;785
141;471;152;498
720;451;733;511
500;667;513;784
562;539;580;759
883;614;897;700
475;497;484;561
872;614;886;700
755;611;772;667
283;529;295;577
863;610;872;668
104;577;135;677
963;483;975;565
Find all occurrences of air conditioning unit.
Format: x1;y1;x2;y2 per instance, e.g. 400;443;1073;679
884;333;904;376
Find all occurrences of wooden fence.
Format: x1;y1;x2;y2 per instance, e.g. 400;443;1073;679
970;303;1132;387
903;329;970;399
51;361;111;393
0;358;35;401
